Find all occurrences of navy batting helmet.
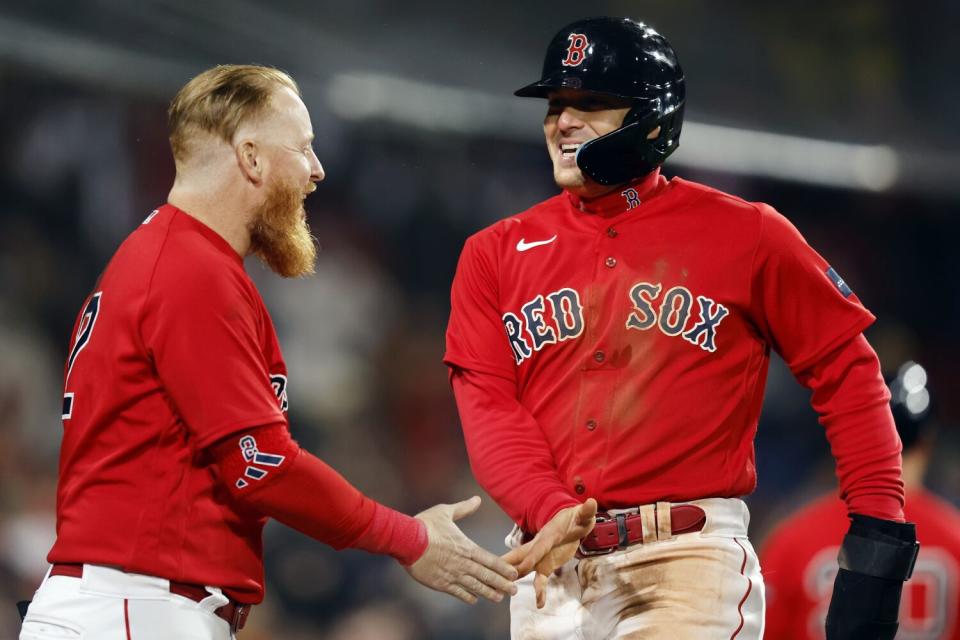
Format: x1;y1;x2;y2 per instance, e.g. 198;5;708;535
516;17;685;186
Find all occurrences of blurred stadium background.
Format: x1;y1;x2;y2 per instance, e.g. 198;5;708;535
1;1;958;637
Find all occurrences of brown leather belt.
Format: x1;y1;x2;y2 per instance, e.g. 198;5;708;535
578;504;707;555
50;563;250;632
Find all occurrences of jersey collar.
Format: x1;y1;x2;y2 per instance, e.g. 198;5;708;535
564;168;667;218
165;204;245;267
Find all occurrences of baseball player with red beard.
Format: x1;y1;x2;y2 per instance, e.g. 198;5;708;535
445;17;919;640
18;65;518;640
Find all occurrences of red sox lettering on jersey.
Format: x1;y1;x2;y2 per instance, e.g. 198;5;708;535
504;283;729;365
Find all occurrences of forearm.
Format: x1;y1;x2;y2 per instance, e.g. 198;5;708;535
796;333;905;520
209;424;427;565
452;367;578;532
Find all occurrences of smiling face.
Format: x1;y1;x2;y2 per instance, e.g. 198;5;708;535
247;87;325;277
543;88;633;198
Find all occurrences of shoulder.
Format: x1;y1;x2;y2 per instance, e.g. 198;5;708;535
148;209;255;309
672;178;808;254
669;177;773;222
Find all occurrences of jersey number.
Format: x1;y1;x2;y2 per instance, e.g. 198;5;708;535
63;292;103;419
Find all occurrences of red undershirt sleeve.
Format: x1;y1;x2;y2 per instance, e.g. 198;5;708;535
208;424;428;565
451;367;579;533
794;333;905;521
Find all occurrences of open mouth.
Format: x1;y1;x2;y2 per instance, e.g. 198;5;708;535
560;143;581;159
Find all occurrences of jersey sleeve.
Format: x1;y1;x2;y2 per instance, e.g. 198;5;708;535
749;205;875;373
140;256;285;450
444;232;517;379
452;368;580;533
795;334;905;520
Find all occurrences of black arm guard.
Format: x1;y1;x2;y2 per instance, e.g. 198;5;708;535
825;514;919;640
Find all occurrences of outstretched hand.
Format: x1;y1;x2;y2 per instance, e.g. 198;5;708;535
501;499;597;608
404;496;519;605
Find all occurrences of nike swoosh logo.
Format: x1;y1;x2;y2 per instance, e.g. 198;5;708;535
516;235;557;252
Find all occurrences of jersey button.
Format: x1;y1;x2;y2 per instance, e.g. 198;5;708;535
585;419;597;431
605;256;617;268
607;227;618;238
593;350;605;363
574;478;586;494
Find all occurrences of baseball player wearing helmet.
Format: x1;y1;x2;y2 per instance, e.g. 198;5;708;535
445;17;918;639
763;362;960;639
18;65;518;640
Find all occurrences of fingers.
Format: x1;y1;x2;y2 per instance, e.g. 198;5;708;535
576;498;598;527
459;574;505;603
513;537;552;576
500;544;527;569
534;571;549;609
464;559;518;596
470;543;520;582
451;495;482;521
447;583;478;605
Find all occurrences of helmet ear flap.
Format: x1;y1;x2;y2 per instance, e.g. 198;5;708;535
575;121;651;186
575;103;683;186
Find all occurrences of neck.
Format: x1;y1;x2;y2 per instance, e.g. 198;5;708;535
167;176;253;256
566;169;665;217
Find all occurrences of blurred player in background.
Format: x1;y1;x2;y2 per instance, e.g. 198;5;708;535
763;361;960;638
18;64;517;640
445;16;918;640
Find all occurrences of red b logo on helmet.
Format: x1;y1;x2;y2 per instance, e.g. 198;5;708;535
562;33;590;67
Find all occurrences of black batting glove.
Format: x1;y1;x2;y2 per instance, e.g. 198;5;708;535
825;514;919;640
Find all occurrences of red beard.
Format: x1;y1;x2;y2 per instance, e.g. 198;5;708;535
248;179;317;278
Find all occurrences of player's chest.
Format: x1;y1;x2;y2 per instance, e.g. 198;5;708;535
497;227;754;364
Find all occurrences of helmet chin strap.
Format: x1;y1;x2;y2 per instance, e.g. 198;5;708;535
576;104;683;186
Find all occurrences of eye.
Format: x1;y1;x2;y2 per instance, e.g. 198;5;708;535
580;99;610;111
546;102;565;116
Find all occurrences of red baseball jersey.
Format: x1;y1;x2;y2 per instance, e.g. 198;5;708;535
762;489;960;638
49;204;288;603
445;171;877;519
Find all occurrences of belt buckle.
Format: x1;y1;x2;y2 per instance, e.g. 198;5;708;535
577;512;617;558
231;604;249;632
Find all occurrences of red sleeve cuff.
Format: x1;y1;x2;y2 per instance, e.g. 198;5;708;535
361;503;429;566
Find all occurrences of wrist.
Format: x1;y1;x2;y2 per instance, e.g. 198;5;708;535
363;502;429;566
530;491;581;532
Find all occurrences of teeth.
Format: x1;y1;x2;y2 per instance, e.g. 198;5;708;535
560;143;580;157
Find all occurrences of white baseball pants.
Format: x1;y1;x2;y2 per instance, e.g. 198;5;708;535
510;498;765;639
20;564;234;640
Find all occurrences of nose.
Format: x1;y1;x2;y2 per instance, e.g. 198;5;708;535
309;148;325;182
557;107;585;134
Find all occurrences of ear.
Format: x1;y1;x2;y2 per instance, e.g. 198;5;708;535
235;139;263;185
